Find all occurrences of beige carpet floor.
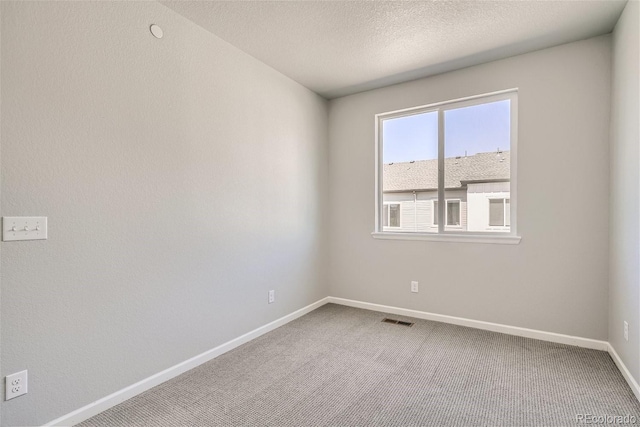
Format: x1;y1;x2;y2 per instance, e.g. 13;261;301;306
79;303;640;426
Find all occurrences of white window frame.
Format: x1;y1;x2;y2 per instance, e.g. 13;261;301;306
383;202;402;229
372;89;520;245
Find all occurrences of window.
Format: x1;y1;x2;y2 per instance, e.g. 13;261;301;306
374;89;518;243
447;200;461;226
383;203;401;228
433;200;460;226
489;198;510;227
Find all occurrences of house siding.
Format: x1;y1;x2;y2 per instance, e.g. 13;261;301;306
383;185;509;232
383;189;468;232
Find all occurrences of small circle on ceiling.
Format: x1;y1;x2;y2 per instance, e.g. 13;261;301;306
150;24;163;39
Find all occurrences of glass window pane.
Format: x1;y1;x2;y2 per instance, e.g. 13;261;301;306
444;99;510;233
447;200;460;226
489;199;504;226
383;204;389;227
382;111;438;233
389;204;400;227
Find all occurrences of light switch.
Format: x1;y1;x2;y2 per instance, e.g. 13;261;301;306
2;217;47;241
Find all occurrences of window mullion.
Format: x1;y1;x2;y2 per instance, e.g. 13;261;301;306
437;109;445;234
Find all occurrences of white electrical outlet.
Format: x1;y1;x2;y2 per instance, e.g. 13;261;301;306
268;290;275;304
624;321;629;341
5;370;27;400
411;281;419;293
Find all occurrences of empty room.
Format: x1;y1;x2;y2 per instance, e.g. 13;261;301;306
1;0;639;426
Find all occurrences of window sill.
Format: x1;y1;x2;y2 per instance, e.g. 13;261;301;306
371;232;521;245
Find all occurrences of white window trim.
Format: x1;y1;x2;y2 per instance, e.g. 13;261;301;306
374;88;520;244
371;231;521;245
383;202;402;229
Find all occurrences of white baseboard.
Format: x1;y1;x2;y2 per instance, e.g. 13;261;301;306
45;297;330;426
608;343;640;403
327;297;609;351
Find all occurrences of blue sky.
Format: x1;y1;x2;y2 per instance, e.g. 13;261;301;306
382;100;510;163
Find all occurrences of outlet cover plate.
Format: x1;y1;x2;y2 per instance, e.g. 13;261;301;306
411;281;419;293
5;370;27;400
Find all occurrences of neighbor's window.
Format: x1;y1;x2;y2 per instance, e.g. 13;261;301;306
376;90;517;238
489;198;510;227
433;200;461;226
433;201;438;226
383;203;401;228
447;200;461;226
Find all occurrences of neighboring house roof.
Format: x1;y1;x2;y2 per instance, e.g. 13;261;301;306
383;151;510;192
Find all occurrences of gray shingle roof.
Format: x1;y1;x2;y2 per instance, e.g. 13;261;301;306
383;151;510;192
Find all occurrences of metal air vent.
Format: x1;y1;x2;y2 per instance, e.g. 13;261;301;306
381;318;414;327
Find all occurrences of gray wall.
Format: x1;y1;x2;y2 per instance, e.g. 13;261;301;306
328;36;611;340
609;0;640;383
0;2;328;425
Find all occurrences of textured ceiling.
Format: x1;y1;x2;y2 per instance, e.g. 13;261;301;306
162;1;626;99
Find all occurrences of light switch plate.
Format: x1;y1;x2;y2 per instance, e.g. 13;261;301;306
2;217;47;241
